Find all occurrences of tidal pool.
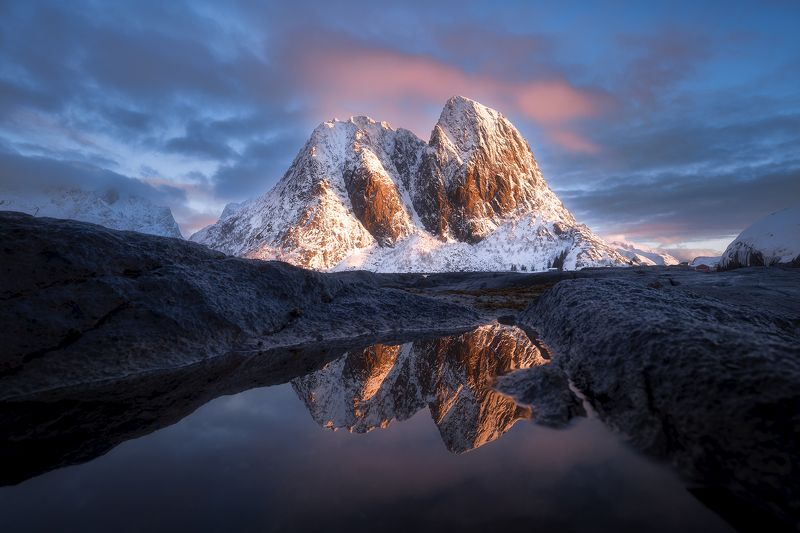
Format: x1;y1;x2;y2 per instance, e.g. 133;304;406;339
0;325;734;532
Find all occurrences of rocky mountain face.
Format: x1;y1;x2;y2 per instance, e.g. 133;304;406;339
0;187;182;238
192;96;628;272
719;205;800;269
292;324;545;453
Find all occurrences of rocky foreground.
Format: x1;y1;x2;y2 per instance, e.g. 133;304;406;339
0;211;480;399
2;211;799;531
496;266;800;530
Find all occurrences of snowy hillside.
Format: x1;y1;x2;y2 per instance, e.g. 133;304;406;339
611;240;680;266
690;256;721;268
192;96;628;272
719;206;800;269
0;188;182;238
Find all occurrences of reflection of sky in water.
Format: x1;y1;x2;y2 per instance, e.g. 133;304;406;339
1;383;731;532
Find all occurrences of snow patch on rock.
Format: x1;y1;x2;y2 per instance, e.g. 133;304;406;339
719;205;800;269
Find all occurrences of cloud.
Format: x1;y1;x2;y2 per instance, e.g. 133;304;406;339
212;135;306;198
560;161;800;243
164;134;238;161
616;30;714;105
285;33;612;150
0;0;797;247
0;145;184;205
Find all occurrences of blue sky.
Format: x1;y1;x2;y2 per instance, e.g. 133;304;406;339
0;0;798;255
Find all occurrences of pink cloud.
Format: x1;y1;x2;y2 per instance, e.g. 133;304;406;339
546;128;600;154
288;41;612;152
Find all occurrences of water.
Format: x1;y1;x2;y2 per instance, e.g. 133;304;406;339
0;325;734;532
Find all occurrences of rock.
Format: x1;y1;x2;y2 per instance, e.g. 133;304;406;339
416;96;575;243
343;149;414;246
0;212;480;399
498;270;800;529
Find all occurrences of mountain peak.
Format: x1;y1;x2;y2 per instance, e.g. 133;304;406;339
439;95;502;128
443;95;500;117
317;115;393;134
432;96;511;160
192;97;626;271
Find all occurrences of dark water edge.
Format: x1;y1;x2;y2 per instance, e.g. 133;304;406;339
0;325;741;532
0;383;733;533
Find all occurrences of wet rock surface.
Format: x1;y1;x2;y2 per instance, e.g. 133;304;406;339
0;212;480;399
497;267;800;530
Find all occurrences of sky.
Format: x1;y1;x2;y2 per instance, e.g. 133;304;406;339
0;0;798;257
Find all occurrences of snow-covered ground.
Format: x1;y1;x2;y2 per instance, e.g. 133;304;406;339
690;256;721;268
719;205;800;269
0;188;182;238
610;240;679;266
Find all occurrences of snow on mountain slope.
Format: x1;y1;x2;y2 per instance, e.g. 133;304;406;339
191;116;424;269
611;240;680;266
192;96;628;272
219;201;243;220
0;188;182;238
719;206;800;269
690;256;720;268
337;216;622;272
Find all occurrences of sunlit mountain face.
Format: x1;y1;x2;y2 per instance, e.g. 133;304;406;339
191;97;629;272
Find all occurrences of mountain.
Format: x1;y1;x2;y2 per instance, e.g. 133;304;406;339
719;205;800;269
0;187;182;238
610;240;679;266
292;324;544;453
219;201;243;220
689;256;720;269
192;96;628;272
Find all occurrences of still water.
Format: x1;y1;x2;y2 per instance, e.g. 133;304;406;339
0;325;733;532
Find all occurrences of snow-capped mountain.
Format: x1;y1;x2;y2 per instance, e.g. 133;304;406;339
610;240;679;266
192;96;628;272
690;256;720;268
292;324;544;453
219;201;243;220
0;188;182;238
719;206;800;269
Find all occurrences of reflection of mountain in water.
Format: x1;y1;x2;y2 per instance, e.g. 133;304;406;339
292;324;546;452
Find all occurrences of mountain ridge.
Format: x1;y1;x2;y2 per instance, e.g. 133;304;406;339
0;187;182;239
192;96;628;272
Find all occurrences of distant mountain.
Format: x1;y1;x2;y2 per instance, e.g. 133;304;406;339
690;256;721;269
0;187;182;238
610;240;679;266
719;206;800;269
192;96;628;272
